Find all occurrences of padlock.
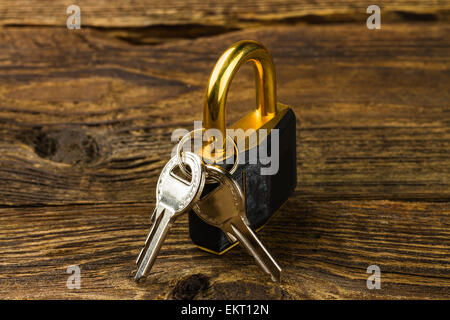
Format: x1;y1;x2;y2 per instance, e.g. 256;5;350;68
188;40;297;254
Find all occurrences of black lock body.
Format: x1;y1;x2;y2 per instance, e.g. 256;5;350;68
189;107;297;253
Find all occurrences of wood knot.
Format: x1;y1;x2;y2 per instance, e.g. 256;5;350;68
26;127;105;165
171;274;210;300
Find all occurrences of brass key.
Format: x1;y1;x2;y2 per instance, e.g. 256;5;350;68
192;165;282;282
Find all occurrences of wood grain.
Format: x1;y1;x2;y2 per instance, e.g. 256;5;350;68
0;200;449;299
0;21;449;299
0;23;448;206
0;0;449;29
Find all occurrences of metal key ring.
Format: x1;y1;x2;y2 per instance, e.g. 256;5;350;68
176;128;239;181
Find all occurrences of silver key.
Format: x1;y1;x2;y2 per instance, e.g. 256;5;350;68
134;152;206;281
192;165;282;282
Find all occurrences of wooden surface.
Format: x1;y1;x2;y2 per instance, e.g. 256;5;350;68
1;1;449;28
0;6;449;299
1;1;449;45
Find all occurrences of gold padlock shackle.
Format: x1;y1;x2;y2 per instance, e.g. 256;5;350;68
203;40;278;137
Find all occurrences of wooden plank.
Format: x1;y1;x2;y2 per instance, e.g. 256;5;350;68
0;200;448;299
0;22;449;299
0;23;449;206
0;1;449;28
